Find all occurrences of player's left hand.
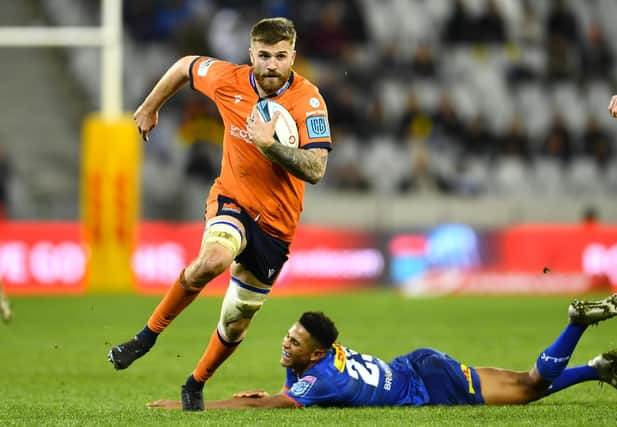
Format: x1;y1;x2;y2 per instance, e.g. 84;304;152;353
232;390;270;398
246;108;279;151
609;95;617;118
146;399;182;409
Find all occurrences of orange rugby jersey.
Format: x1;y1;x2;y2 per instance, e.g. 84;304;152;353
189;56;332;243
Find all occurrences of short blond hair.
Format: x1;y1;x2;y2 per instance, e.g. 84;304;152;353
251;17;296;49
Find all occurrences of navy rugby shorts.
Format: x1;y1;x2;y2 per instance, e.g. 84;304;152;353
391;348;484;405
213;195;289;285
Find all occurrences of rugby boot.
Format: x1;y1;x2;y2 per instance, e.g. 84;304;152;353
568;294;617;325
181;384;205;411
588;349;617;389
108;335;152;370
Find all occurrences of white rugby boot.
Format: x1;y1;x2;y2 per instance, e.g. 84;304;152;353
588;349;617;389
568;294;617;325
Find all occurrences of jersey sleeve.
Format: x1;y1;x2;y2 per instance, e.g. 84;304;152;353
189;56;232;99
284;373;340;407
284;368;296;390
294;90;332;151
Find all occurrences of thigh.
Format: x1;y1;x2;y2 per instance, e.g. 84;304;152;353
199;214;247;257
230;262;272;293
410;349;484;405
235;225;289;285
206;193;289;285
204;194;248;256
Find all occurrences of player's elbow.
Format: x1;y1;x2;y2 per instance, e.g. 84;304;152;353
176;55;200;76
307;164;327;185
307;174;323;185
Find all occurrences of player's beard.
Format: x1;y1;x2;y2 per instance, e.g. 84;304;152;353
255;70;289;95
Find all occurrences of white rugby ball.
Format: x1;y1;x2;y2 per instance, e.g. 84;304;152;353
255;99;299;148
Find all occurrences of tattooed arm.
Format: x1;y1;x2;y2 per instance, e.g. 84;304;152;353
247;110;329;184
262;145;328;184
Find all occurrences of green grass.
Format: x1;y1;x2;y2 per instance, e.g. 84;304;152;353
0;291;615;426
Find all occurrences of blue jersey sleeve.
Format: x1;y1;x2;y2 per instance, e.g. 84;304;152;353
284;373;340;407
284;367;296;391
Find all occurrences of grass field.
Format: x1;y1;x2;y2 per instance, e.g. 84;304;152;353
1;291;615;426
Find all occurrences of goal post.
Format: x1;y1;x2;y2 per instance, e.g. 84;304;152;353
0;0;140;292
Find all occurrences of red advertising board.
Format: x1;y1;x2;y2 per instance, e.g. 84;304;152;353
133;223;383;295
0;221;383;295
0;222;86;294
391;223;617;295
496;224;617;281
2;221;615;295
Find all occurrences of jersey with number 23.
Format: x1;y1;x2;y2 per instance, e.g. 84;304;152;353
284;343;430;407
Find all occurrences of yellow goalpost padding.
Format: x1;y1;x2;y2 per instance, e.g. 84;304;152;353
81;114;141;292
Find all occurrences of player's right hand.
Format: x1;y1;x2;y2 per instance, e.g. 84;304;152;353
146;399;182;409
133;105;158;141
232;390;270;398
609;95;617;118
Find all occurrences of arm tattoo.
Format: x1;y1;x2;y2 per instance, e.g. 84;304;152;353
262;144;327;184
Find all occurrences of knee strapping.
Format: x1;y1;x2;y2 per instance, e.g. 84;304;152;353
219;278;269;328
204;219;243;257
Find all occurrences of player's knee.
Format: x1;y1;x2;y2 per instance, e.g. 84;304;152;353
189;252;232;286
198;254;231;278
223;295;264;322
519;372;548;403
220;306;259;342
221;318;252;342
219;279;269;341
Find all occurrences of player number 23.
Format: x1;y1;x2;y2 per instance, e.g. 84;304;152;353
345;352;380;387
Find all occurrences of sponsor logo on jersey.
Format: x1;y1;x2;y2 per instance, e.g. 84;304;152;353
377;359;393;391
539;352;570;364
306;109;327;117
197;58;217;76
332;342;346;372
460;364;476;394
309;97;320;108
221;201;241;214
306;116;330;139
268;268;277;278
290;375;317;396
230;125;252;144
234;94;243;104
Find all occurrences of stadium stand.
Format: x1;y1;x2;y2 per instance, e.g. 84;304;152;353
0;1;87;219
4;0;617;223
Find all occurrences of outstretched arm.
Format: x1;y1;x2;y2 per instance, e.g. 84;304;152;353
134;55;199;141
146;393;297;410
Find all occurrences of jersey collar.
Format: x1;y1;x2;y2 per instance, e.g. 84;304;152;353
249;71;295;100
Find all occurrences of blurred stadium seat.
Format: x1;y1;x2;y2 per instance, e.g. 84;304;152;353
3;0;617;222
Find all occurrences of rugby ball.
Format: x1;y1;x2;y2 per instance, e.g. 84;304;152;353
255;99;299;148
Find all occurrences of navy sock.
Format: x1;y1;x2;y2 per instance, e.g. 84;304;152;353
185;374;205;391
536;323;587;381
545;365;599;395
136;325;158;348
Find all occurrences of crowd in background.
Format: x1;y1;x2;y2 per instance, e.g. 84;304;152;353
120;0;617;197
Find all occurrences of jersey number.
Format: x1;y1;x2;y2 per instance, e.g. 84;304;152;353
345;353;380;387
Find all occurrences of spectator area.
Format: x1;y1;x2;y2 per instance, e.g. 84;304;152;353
12;0;617;222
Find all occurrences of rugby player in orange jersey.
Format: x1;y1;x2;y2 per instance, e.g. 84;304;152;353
108;17;332;411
